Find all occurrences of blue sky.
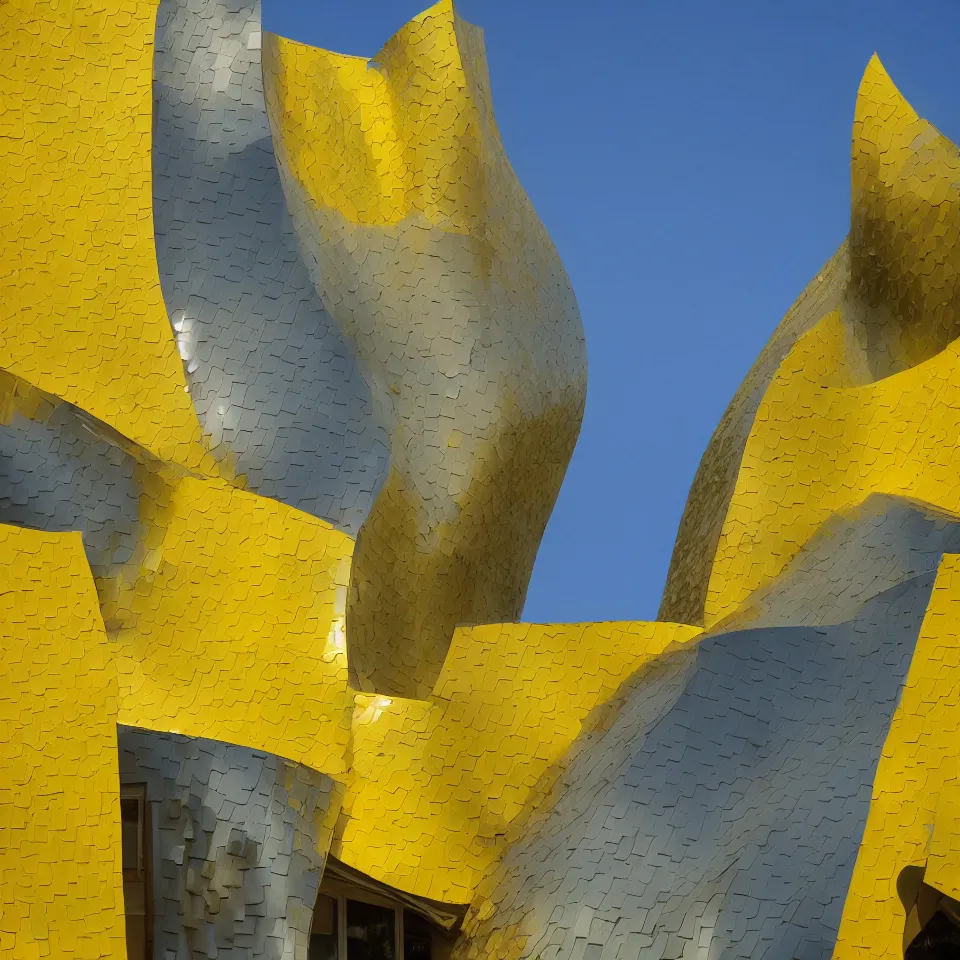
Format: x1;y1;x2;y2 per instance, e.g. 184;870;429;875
262;0;960;625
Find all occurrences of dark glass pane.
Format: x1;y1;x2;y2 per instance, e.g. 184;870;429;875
119;797;140;872
403;910;432;960
905;911;960;959
310;894;339;960
346;899;395;960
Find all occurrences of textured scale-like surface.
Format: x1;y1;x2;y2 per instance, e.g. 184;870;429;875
2;3;960;959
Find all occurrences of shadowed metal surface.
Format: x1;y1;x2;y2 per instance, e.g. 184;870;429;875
152;0;388;534
458;571;935;960
263;4;587;697
711;494;960;633
118;726;340;960
6;5;960;957
0;391;143;577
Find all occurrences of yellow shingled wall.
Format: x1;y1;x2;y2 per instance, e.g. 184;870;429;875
337;620;702;902
111;476;357;778
263;0;588;699
263;0;489;232
101;469;701;904
833;553;960;959
0;526;125;960
705;56;960;627
14;0;960;947
0;0;218;475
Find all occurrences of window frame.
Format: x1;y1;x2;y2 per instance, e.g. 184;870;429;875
119;783;152;960
119;783;146;879
318;876;404;960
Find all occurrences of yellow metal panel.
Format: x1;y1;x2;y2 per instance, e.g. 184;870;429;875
97;467;700;906
263;0;489;231
928;780;960;898
263;3;587;697
0;0;219;475
848;57;960;377
705;58;960;627
659;242;849;628
111;476;357;777
705;300;960;627
336;620;701;902
832;553;960;959
0;525;125;960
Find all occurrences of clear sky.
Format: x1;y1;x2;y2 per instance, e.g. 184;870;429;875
262;0;960;625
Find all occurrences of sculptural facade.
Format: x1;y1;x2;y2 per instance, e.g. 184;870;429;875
1;1;958;958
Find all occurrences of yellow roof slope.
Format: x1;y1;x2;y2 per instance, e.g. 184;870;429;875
706;56;960;626
0;526;125;960
833;553;960;959
0;0;219;475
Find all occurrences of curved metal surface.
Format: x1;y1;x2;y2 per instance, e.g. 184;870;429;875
152;0;388;535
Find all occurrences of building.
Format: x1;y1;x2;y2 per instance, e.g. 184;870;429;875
1;1;960;958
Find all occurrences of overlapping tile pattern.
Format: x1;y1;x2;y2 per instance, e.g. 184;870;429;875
664;55;960;631
711;494;960;634
109;474;356;777
449;50;960;960
117;726;340;959
4;0;960;957
658;241;849;627
337;620;700;903
832;554;960;960
704;56;960;628
455;573;936;960
152;0;388;535
0;526;126;960
263;1;588;698
0;371;144;579
0;0;219;475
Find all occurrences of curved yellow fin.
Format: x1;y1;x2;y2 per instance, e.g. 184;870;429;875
849;54;960;376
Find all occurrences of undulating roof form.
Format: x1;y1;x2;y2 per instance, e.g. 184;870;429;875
1;2;958;958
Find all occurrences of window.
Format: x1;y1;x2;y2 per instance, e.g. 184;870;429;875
402;910;436;960
347;898;396;960
310;889;399;960
119;785;152;960
310;861;461;960
310;894;339;960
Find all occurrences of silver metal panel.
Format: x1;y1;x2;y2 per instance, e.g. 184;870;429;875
118;726;339;960
0;398;142;576
461;563;939;959
152;0;388;534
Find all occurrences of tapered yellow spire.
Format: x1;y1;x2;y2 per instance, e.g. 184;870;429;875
263;0;492;231
849;53;960;376
852;53;919;146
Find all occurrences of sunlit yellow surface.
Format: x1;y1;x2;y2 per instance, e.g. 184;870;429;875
9;0;960;947
264;1;587;698
110;476;357;778
832;553;960;959
336;620;701;902
706;307;960;626
0;526;125;960
104;472;700;902
705;56;960;626
105;478;701;903
264;0;490;231
94;469;701;903
0;0;218;475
